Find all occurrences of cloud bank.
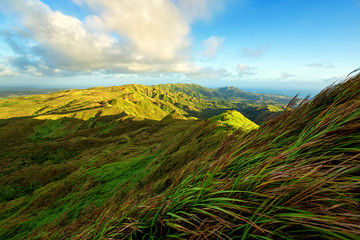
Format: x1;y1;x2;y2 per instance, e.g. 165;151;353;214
0;0;226;77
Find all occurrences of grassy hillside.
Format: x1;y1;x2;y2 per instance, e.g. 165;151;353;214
155;83;292;104
0;78;359;239
124;75;359;239
0;114;233;239
210;110;259;132
0;84;291;125
0;83;261;239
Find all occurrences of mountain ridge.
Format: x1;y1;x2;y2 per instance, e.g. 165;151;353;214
1;78;359;239
0;83;291;124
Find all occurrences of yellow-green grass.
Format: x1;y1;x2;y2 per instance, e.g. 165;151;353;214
0;83;303;239
124;75;360;239
0;84;289;125
210;110;259;133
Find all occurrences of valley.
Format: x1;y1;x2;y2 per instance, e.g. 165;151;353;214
0;79;359;239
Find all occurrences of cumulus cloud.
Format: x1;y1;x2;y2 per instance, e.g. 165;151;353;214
0;0;226;78
203;36;224;59
281;72;295;79
80;0;190;62
237;63;257;76
1;0;129;73
242;44;270;58
306;63;335;69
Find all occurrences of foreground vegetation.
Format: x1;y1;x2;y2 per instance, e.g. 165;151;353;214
0;79;359;239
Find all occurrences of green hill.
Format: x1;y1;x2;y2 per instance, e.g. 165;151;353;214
155;83;292;105
0;78;359;239
210;110;259;132
0;84;290;125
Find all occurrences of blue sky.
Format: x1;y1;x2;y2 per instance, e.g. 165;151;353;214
0;0;359;95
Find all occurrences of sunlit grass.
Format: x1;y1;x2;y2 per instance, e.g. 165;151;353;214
0;79;359;239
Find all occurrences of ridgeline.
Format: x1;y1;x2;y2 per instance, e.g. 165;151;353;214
0;79;359;239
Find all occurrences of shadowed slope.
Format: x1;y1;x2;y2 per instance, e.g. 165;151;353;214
0;115;230;240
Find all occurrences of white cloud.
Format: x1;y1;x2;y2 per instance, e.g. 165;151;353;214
0;0;226;78
185;66;231;79
1;0;128;71
281;72;295;79
203;36;224;59
306;63;335;69
237;63;257;76
81;0;191;62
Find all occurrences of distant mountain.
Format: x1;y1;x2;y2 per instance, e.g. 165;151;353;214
0;84;293;126
155;83;293;104
1;79;358;240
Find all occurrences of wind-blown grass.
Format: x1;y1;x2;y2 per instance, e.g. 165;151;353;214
0;79;359;239
119;75;360;239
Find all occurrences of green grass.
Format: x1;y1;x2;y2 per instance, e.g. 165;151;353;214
0;108;228;239
0;101;20;107
0;83;290;124
210;110;259;132
29;119;68;141
0;79;359;239
111;75;360;239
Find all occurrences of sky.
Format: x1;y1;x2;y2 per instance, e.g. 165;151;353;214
0;0;359;96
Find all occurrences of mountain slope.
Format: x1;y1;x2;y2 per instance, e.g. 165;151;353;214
0;116;229;240
0;83;262;239
155;83;292;104
124;75;360;239
0;84;289;125
0;78;359;239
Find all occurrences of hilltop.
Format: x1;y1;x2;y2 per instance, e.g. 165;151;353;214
0;79;359;239
210;110;259;132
